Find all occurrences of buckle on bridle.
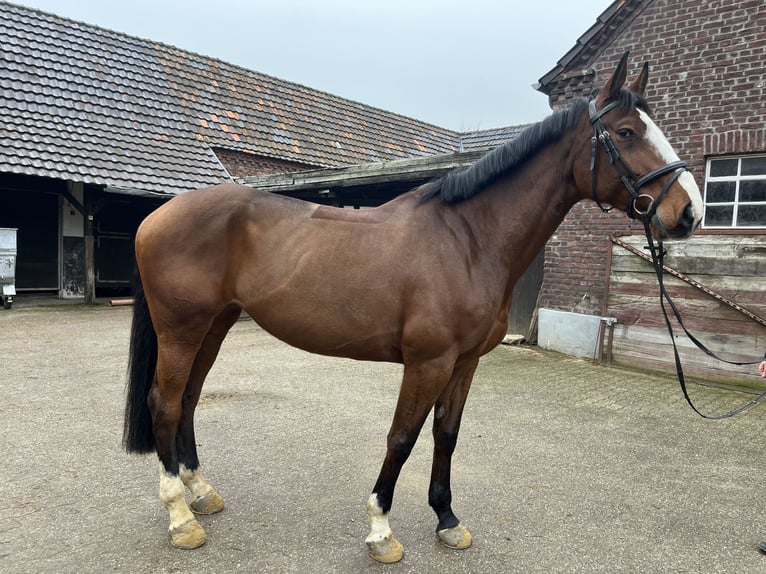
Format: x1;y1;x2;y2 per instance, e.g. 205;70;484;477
630;193;655;218
589;99;689;222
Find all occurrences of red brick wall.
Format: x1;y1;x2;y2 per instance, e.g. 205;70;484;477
539;0;766;314
213;148;319;178
541;206;643;314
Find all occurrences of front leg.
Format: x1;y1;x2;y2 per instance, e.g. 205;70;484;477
365;493;404;563
429;357;478;550
366;355;457;563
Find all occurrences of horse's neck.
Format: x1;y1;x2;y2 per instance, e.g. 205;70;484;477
472;141;582;272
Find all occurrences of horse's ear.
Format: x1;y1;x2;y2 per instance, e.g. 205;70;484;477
596;51;629;105
629;62;649;96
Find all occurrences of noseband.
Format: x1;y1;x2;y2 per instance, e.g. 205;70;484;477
588;100;688;221
589;100;766;419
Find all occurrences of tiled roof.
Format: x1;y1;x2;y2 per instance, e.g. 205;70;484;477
0;1;524;196
458;125;531;151
535;0;647;94
158;47;461;168
0;2;230;194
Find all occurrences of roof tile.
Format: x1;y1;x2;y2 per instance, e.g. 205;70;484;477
0;1;524;195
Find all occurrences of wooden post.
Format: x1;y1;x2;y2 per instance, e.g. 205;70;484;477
84;190;96;305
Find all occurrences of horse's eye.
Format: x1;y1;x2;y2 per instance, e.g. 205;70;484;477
616;128;635;139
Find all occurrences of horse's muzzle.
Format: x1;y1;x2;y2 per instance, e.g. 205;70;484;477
654;201;698;240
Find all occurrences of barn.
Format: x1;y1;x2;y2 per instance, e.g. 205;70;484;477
0;1;522;303
1;0;763;385
535;0;765;384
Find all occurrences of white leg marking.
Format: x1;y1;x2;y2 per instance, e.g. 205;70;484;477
180;464;214;500
159;463;195;529
638;109;703;226
365;493;393;544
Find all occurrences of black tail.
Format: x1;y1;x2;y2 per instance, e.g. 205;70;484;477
123;270;157;454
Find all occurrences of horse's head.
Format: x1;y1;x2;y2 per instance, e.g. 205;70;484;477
575;52;702;240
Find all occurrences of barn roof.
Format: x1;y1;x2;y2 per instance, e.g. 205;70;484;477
458;125;530;150
0;1;525;197
535;0;649;96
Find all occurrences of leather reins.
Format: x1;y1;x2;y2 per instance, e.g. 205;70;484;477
589;99;766;419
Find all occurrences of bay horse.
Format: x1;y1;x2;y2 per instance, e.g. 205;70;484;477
123;53;703;562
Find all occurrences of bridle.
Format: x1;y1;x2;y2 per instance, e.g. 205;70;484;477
588;98;766;419
588;99;688;220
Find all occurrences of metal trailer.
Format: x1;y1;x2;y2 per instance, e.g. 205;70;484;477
0;228;17;309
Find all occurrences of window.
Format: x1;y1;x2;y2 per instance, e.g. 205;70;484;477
703;155;766;229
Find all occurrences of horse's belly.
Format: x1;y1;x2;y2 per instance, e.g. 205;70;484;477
242;295;404;363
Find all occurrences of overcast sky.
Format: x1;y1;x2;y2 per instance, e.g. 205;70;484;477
13;0;612;130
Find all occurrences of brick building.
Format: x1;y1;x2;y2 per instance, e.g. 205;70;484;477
535;0;765;383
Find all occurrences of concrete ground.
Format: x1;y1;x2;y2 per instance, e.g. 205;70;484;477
1;302;765;573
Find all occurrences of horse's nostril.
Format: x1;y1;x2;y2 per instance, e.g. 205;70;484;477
681;202;695;230
663;202;698;239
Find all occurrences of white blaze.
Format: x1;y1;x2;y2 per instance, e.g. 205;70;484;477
637;109;703;227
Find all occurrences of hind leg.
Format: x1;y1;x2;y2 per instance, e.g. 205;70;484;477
181;466;224;515
177;306;241;515
150;338;208;549
149;304;241;549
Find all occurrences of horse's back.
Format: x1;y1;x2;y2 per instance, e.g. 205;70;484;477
137;183;312;258
139;183;309;231
135;184;307;309
138;183;417;241
134;184;419;359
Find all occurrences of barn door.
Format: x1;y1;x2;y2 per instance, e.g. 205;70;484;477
507;248;544;335
94;193;164;291
0;188;59;290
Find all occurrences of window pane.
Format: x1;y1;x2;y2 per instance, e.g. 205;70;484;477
736;204;766;227
740;180;766;202
741;156;766;176
709;158;738;177
704;205;734;227
705;181;736;203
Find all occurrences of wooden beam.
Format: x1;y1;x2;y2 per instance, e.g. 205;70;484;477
611;235;766;327
236;150;486;193
61;187;85;215
84;189;96;305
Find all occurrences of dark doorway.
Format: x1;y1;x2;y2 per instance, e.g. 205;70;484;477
0;187;59;290
94;192;164;294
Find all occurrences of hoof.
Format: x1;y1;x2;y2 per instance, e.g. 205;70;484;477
169;518;207;550
367;535;404;564
437;523;472;550
190;490;225;515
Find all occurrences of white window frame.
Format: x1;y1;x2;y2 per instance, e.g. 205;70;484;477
703;154;766;230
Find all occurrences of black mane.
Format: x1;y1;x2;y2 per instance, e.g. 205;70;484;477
420;99;589;204
420;91;649;204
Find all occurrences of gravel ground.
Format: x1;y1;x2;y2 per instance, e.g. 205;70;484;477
1;303;765;573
